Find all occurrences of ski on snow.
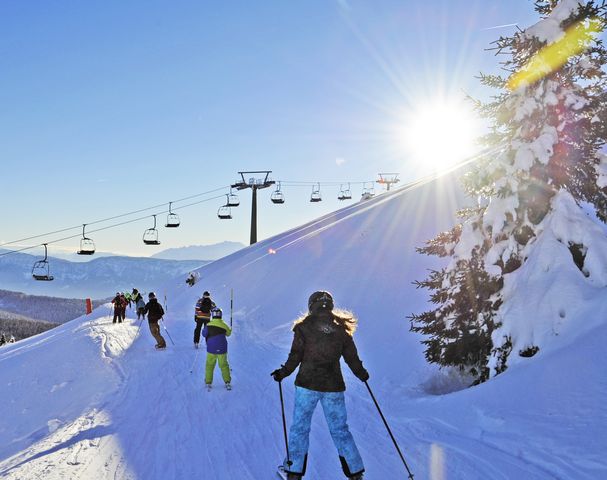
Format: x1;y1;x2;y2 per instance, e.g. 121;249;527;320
276;466;287;479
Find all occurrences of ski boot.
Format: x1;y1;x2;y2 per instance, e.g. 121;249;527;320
206;383;212;392
194;342;199;349
225;382;232;390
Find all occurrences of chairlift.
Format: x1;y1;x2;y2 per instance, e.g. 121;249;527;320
226;190;240;208
338;183;352;201
271;182;285;204
32;244;54;281
143;215;161;245
77;224;96;255
217;205;232;219
165;202;180;228
310;183;322;203
361;182;375;201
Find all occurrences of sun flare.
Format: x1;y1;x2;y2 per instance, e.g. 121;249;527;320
400;98;483;172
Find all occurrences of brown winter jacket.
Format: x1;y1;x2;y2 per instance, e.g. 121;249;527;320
278;312;369;392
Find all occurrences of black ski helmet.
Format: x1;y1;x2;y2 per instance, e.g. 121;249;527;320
148;292;156;299
203;291;210;298
308;291;334;314
212;308;223;319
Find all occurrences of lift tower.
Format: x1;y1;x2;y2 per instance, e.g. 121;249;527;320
377;173;400;191
232;171;275;245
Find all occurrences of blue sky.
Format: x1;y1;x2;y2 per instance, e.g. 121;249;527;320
0;0;537;257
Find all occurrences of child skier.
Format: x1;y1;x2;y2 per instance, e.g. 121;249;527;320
144;292;166;349
271;291;368;480
194;291;215;349
202;307;232;390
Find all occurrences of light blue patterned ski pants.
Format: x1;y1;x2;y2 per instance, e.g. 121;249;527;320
284;386;364;477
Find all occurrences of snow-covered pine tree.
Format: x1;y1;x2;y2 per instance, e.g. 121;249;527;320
410;0;607;384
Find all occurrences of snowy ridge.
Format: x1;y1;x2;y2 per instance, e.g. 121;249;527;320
1;171;606;479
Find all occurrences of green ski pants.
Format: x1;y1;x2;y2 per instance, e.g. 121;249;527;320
205;353;231;384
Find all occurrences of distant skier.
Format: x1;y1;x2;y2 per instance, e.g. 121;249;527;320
111;292;125;324
8;335;15;343
271;291;368;480
132;288;146;320
202;307;232;390
194;291;215;349
144;292;166;349
186;272;199;287
0;333;6;346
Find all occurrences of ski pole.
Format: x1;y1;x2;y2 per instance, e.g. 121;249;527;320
189;348;200;374
278;381;292;468
365;381;414;479
230;288;233;329
160;317;175;346
136;314;145;336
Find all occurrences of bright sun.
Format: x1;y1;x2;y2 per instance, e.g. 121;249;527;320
400;98;483;172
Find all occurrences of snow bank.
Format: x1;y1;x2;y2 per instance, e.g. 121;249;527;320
490;190;607;371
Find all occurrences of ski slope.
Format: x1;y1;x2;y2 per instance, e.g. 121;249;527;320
1;172;606;479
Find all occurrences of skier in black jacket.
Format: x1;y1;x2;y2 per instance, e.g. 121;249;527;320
144;292;166;349
272;291;368;480
194;291;215;349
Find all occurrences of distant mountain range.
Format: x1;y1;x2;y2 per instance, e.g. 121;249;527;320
151;241;245;261
0;250;209;298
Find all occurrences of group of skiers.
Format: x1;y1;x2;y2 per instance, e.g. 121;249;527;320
111;289;147;324
109;285;367;479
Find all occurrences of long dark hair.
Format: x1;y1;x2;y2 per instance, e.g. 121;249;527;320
293;308;358;336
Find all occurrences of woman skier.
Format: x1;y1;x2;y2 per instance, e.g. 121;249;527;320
271;291;368;480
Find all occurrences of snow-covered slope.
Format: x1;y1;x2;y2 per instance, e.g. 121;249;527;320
1;172;605;479
151;241;246;261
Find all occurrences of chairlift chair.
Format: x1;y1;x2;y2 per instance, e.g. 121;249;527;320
226;191;240;208
143;215;161;245
77;224;96;255
310;183;322;203
271;182;285;204
165;202;180;228
32;244;54;281
361;182;375;201
217;205;232;220
338;183;352;201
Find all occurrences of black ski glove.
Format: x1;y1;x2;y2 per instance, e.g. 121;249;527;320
358;369;370;382
271;368;285;382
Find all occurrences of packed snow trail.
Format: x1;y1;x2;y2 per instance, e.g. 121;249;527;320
1;172;606;479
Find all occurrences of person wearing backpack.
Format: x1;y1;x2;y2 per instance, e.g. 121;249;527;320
111;292;124;324
194;291;215;349
271;291;368;480
144;292;166;349
132;288;146;320
202;308;232;390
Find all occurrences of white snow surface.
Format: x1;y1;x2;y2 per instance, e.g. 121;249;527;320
1;173;606;479
491;191;607;368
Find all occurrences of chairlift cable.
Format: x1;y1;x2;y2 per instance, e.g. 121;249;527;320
0;193;227;258
0;185;230;249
